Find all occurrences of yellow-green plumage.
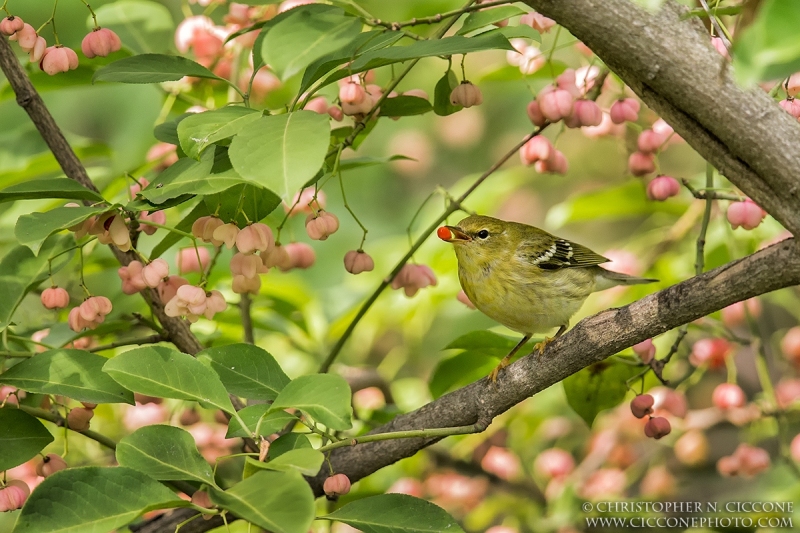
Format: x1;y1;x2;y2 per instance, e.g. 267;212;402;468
448;215;655;337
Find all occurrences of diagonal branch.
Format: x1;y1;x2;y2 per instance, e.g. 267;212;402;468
522;0;800;235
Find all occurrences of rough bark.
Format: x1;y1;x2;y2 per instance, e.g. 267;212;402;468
523;0;800;235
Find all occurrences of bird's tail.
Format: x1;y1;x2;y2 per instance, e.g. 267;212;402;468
594;267;658;292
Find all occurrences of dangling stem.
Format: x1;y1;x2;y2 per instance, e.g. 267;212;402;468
335;145;368;249
38;0;61;43
79;0;98;29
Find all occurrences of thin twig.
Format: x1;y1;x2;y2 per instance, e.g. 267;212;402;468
318;423;484;453
367;0;513;30
88;334;166;353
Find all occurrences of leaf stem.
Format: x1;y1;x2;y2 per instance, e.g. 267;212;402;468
317;423;480;453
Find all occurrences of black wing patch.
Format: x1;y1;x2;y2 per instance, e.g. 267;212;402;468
523;238;609;271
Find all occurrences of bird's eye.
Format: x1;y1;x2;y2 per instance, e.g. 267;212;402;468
477;229;490;239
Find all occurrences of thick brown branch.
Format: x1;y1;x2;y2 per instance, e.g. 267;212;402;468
0;35;202;356
522;0;800;235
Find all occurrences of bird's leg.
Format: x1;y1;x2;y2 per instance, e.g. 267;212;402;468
533;324;567;355
489;334;531;383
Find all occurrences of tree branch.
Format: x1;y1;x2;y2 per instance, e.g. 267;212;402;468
522;0;800;235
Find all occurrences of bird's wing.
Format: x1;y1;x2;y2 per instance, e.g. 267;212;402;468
517;237;609;271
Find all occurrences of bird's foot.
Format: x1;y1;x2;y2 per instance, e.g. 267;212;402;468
488;359;510;383
533;336;555;355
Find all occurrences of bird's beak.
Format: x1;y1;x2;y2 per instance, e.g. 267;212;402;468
439;225;472;243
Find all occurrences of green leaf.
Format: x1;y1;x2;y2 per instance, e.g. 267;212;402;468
262;6;362;80
150;201;209;259
0;349;134;404
203;183;282;226
228;112;330;200
116;425;215;486
563;360;642;426
433;70;462;116
457;6;528;35
269;374;352;430
14;466;186;533
378;95;433;117
322;494;465;533
338;155;413;171
138;152;214;204
198;344;290;401
485;24;541;42
733;0;800;84
226;407;296;438
299;30;403;95
142;170;249;204
15;205;109;255
444;330;521;355
545;181;686;229
177;107;262;159
0;409;54;471
91;0;175;55
102;346;234;414
93;54;220;84
153;113;192;145
0;178;104;203
248;448;323;476
321;32;514;87
209;470;314;533
269;433;311;458
429;351;500;399
0;236;74;331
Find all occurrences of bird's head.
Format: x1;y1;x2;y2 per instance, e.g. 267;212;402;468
438;215;515;266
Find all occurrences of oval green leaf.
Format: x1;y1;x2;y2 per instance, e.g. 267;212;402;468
198;343;290;401
0;409;54;471
269;374;352;430
209;470;314;533
177;107;262;160
102;346;234;414
0;178;104;203
248;448;323;476
15;205;109;255
228;111;330;200
0;349;134;404
563;360;643;427
457;5;528;35
226;407;296;438
93;54;220;84
13;466;187;533
322;493;465;533
116;425;216;486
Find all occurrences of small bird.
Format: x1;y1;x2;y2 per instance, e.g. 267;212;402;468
438;214;656;382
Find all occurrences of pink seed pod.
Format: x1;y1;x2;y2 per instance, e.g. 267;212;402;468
0;481;29;512
231;274;261;294
781;326;800;364
791;433;800;464
212;223;240;249
403;88;429;100
519;11;556;33
230;252;267;279
0;15;24;36
449;81;483;108
690;338;731;369
323;473;351;497
203;290;227;319
191;491;214;509
303;96;329;114
779;98;800;119
533;448;575;480
67;407;94;431
534;150;568;175
712;383;746;409
775;378;800;409
674;430;710;466
628;151;656;176
36;454;68;478
191;216;221;242
643;416;671;439
632;338;655;363
119;260;148;294
129;178;150;196
555;69;581;98
570;99;602;127
721;298;762;328
519;135;553;166
786;73;800;98
41;46;79;75
339;82;367;105
734;443;770;477
28;35;46;63
78;298;102;323
609;98;640;124
305;211;339;241
711;36;730;59
526;100;547;127
630;394;655;418
139;210;166;235
236;223;274;254
281;242;316;271
41;287;70;309
391;264;437;297
177;246;210;274
68;307;90;332
142;259;170;288
343;250;374;275
10;23;37;50
456;290;475;309
157;275;189;304
637;129;664;153
727;198;767;230
537;86;574;122
177;284;207;307
717;454;741;477
327;106;344;121
285;187;325;216
261;244;293;270
646;175;681;201
81;27;121;58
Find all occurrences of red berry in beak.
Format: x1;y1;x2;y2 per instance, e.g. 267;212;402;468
437;227;452;241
